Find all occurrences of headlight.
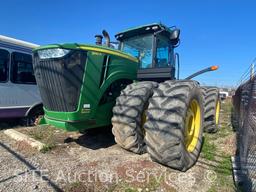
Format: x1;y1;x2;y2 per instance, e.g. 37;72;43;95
37;48;71;59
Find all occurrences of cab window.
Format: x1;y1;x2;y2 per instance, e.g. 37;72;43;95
156;36;173;68
0;49;9;82
11;52;36;84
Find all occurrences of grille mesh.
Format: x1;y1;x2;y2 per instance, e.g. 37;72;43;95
33;50;86;112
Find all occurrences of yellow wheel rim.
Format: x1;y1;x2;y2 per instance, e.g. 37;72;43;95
215;100;220;125
185;99;201;152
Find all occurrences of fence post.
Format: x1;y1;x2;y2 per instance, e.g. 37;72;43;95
251;63;255;81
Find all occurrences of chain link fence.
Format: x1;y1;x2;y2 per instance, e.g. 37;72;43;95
232;63;256;191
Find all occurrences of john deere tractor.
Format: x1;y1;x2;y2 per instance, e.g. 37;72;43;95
33;23;220;171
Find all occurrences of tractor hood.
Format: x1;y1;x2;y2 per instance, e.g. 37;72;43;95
33;43;138;63
32;42;139;131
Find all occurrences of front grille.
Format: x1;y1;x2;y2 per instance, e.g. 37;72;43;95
33;50;86;112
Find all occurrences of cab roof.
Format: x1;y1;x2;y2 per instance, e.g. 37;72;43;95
115;23;173;41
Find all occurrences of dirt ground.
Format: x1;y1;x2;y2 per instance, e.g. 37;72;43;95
0;99;236;192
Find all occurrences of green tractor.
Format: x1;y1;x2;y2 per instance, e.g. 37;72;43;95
33;23;220;171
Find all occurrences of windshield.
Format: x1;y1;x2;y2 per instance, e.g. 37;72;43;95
120;34;153;68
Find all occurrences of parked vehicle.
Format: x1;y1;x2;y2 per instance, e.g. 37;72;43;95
0;35;43;125
220;91;229;100
33;23;220;171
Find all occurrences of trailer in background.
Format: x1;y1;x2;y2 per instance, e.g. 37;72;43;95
0;35;43;125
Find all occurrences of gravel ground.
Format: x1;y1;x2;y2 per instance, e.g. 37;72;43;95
0;136;54;192
0;100;236;192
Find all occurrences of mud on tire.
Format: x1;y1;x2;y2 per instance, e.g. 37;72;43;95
112;81;158;154
144;80;204;171
201;86;220;133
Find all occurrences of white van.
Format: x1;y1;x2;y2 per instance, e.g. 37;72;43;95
219;91;229;100
0;35;43;125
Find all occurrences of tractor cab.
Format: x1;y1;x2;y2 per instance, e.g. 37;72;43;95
115;23;180;82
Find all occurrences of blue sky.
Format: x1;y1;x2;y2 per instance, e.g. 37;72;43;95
1;0;256;87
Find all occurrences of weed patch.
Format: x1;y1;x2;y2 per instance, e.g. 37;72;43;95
29;126;56;153
201;136;217;161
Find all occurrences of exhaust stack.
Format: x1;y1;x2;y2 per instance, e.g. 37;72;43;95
95;34;103;45
102;30;110;47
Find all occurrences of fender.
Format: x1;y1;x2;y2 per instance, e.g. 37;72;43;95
25;102;43;117
98;72;136;100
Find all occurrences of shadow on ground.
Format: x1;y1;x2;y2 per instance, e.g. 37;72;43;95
64;126;116;150
0;119;21;130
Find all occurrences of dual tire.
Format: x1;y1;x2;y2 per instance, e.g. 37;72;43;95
112;80;219;171
201;87;221;133
144;80;204;171
111;81;157;154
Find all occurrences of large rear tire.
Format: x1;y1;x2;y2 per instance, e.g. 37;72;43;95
144;80;204;171
112;81;158;154
201;86;220;133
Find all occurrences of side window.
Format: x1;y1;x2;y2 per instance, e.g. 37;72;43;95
169;48;175;67
11;52;36;84
139;35;153;69
0;49;9;82
156;36;171;68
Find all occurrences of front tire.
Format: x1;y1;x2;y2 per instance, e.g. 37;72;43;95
144;80;204;171
112;81;158;154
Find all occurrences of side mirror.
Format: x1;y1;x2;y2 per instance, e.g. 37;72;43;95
170;29;180;46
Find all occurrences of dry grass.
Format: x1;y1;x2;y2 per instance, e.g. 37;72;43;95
201;98;236;192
